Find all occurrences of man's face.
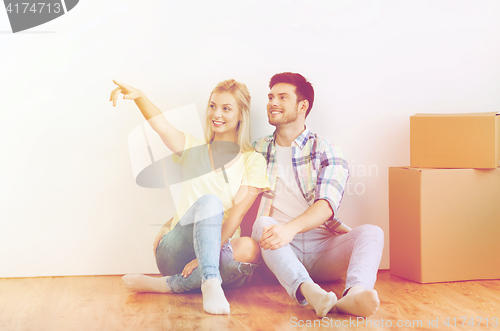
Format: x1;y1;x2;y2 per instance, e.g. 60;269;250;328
267;83;300;126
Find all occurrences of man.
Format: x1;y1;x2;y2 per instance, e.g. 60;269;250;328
251;72;384;318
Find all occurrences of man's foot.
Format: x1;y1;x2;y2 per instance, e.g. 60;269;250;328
122;274;170;293
201;278;230;315
335;285;380;317
300;281;337;318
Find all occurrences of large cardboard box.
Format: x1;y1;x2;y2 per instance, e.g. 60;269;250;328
389;167;500;283
410;112;500;169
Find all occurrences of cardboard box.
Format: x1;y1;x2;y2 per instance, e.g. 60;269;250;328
410;112;500;169
389;167;500;283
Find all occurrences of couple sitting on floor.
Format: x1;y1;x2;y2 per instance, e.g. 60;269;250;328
110;72;384;318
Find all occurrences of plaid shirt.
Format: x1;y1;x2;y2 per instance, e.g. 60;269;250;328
253;126;351;233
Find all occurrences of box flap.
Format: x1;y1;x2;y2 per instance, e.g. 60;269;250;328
411;112;499;118
391;167;443;173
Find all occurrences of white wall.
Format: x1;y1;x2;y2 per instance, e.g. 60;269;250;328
1;0;499;277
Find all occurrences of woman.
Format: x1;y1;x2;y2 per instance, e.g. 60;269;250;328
110;79;269;315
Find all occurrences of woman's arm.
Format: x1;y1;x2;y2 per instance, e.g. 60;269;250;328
220;185;262;247
110;80;185;156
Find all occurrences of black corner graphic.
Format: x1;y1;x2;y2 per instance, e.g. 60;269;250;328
64;0;77;11
3;0;79;33
136;141;241;188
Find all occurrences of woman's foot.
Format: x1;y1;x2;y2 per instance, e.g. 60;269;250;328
201;278;230;315
335;285;380;317
122;274;170;293
300;281;337;317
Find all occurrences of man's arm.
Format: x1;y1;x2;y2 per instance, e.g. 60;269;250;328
259;199;332;250
259;136;348;250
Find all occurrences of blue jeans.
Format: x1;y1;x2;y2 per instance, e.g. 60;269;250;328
155;194;257;293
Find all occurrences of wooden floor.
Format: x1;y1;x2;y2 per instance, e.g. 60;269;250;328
1;270;499;331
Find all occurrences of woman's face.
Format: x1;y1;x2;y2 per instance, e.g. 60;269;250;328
208;92;241;139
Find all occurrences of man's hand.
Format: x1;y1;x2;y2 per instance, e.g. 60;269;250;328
259;223;298;250
182;259;198;278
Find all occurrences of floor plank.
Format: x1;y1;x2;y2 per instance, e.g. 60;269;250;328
0;271;499;330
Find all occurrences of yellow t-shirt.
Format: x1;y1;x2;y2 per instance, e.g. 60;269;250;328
169;133;269;239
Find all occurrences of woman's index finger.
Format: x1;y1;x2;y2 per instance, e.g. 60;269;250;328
112;79;127;89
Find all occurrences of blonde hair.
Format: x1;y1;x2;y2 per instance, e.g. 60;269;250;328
204;79;253;152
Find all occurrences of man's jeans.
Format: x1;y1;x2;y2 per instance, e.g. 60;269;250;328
155;194;256;293
252;216;384;305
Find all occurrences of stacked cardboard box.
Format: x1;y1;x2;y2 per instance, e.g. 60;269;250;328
389;112;500;283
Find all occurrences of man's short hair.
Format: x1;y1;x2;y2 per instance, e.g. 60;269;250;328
269;72;314;118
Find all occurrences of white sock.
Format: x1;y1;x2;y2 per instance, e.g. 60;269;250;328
300;282;337;318
122;274;170;293
336;286;380;317
201;278;230;315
